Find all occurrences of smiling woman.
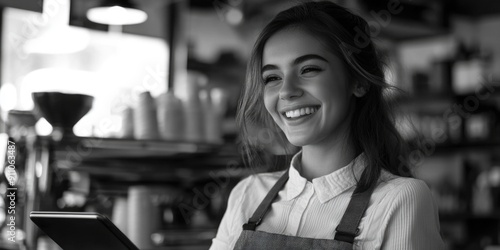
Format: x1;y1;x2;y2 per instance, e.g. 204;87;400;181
262;28;354;156
210;1;445;250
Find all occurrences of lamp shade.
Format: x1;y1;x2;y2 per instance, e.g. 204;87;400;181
86;0;147;25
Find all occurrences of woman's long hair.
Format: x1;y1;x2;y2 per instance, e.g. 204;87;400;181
236;1;412;191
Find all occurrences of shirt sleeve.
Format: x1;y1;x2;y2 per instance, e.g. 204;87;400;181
209;175;253;250
381;179;446;250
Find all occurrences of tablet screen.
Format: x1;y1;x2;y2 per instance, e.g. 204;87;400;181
30;211;139;250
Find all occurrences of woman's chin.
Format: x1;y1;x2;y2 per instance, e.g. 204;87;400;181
286;136;309;148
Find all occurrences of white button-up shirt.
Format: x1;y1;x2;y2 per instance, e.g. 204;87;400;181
210;152;445;249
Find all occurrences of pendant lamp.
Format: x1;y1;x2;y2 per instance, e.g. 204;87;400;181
86;0;148;25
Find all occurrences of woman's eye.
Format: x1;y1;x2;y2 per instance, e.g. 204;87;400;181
301;67;321;74
263;76;280;84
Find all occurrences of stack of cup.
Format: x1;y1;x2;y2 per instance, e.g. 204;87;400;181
157;92;184;141
111;197;128;234
183;74;205;142
127;186;160;249
201;89;223;144
120;106;134;138
134;91;159;140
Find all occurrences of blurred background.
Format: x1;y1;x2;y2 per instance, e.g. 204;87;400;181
0;0;499;249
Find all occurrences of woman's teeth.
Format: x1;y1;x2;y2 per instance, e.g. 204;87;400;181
285;107;318;118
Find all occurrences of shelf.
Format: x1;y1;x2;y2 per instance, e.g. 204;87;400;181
151;228;216;248
378;17;449;41
440;212;500;221
34;136;229;159
25;135;249;183
392;85;500;108
393;94;455;113
434;140;500;153
59;154;251;184
0;241;19;250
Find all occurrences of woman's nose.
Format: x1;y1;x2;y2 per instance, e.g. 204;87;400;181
279;76;303;100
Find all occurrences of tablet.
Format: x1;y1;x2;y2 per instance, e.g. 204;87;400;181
30;211;139;250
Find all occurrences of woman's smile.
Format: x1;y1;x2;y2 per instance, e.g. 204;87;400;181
281;105;320;119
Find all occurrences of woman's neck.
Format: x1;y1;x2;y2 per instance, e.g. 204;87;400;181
300;139;357;181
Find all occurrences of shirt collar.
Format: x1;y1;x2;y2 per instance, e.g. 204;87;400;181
287;151;367;203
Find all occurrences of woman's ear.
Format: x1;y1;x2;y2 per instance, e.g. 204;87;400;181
353;83;368;97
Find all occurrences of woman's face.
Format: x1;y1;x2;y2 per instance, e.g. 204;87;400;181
262;28;355;147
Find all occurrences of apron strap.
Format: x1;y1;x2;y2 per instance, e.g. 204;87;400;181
242;169;289;231
334;182;377;244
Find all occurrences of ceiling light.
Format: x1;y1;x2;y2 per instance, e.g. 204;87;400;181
226;8;243;26
86;0;148;26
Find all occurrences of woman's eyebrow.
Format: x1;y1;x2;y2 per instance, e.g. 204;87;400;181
261;64;278;74
293;54;328;65
262;54;328;73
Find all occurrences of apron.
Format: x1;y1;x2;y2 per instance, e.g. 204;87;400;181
234;169;376;250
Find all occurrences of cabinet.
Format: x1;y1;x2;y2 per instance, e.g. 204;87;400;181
6;135;246;250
